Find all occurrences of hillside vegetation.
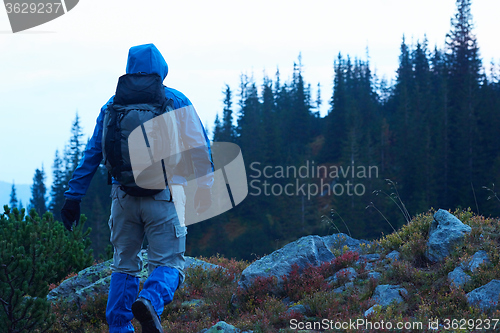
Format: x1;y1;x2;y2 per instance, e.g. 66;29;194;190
42;208;500;333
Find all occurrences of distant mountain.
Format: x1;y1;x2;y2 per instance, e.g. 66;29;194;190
0;181;32;209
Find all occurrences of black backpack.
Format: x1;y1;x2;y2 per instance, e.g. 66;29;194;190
102;72;181;197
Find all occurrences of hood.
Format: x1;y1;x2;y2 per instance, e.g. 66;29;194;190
125;43;168;80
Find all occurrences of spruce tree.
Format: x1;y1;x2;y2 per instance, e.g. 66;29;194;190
29;167;47;217
430;46;451;207
49;150;66;222
446;0;482;207
65;112;85;182
320;53;347;162
212;113;223;141
9;183;17;210
261;76;281;164
221;84;235;142
287;57;312;157
236;75;262;163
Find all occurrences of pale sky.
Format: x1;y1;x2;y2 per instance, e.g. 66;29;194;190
0;0;499;188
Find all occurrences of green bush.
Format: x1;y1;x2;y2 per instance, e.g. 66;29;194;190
0;206;93;333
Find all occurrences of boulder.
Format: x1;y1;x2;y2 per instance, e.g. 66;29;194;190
322;233;368;251
287;304;308;315
386;250;400;261
185;256;224;271
237;233;365;292
426;209;471;262
448;267;471;289
462;251;490;273
364;305;381;317
466;279;500;311
367;271;382;280
48;251;223;304
357;253;381;271
181;299;204;309
358;253;381;263
333;282;354;294
371;284;407;307
47;258;119;304
365;284;407;316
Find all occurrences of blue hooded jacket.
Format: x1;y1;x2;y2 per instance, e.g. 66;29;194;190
65;44;213;201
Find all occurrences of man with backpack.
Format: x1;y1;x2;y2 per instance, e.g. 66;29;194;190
61;43;214;333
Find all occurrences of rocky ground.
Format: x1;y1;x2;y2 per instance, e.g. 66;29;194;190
47;208;500;332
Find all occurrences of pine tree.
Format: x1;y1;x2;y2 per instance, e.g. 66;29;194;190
212;113;223;141
261;76;281;164
320;53;347;162
65;112;85;182
0;206;93;332
50;150;66;222
287;56;312;157
446;0;483;207
29;167;47;217
315;82;322;114
9;183;18;210
430;46;451;207
236;75;262;163
221;84;235;142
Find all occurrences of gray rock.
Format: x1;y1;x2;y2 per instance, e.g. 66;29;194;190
287;304;308;315
333;282;354;294
322;233;367;251
238;234;364;292
367;271;382;280
359;253;381;263
364;304;382;317
386;250;400;261
181;299;204;308
364;262;373;271
357;254;381;270
364;285;407;316
185;256;224;271
47;258;118;304
200;321;252;333
448;267;471;289
326;267;357;285
48;252;223;304
461;251;490;273
426;209;472;262
467;280;500;311
371;284;407;307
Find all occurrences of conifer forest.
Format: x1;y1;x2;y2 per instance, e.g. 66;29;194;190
9;0;500;262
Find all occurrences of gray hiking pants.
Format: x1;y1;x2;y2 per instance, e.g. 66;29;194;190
108;184;187;284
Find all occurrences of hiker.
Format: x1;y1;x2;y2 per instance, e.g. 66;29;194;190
61;43;214;333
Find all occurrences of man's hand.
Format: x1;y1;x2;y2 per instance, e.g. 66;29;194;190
61;199;81;231
194;187;211;214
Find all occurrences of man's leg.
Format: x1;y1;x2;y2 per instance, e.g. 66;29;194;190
136;267;179;317
138;185;186;316
107;185;145;332
106;273;140;333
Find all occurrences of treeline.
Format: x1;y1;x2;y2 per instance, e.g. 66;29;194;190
188;0;500;259
9;0;500;261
